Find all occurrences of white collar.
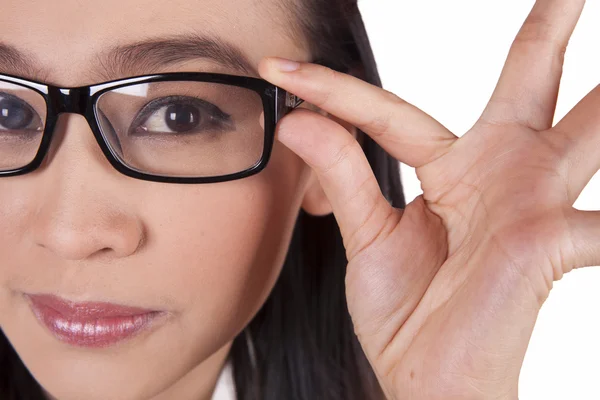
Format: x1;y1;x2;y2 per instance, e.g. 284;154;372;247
211;330;256;400
211;360;237;400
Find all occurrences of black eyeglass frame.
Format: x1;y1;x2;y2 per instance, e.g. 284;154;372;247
0;71;306;184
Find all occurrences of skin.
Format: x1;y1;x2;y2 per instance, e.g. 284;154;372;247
3;0;597;399
259;0;600;398
0;1;340;399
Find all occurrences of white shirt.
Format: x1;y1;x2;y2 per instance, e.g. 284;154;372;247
211;360;237;400
212;330;257;400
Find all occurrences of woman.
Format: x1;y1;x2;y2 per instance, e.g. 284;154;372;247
0;0;597;399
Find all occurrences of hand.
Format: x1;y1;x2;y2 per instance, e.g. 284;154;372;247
258;0;598;398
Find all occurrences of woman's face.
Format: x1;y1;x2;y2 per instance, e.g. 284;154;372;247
0;1;329;399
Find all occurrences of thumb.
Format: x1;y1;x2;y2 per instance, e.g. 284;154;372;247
345;194;447;366
273;108;448;364
274;107;394;260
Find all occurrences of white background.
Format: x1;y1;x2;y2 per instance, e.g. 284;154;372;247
359;1;600;398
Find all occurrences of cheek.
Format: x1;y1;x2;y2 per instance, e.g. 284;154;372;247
0;141;310;399
139;140;309;340
0;179;40;305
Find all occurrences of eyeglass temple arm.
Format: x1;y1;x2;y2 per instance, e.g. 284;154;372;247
281;57;346;110
285;91;305;109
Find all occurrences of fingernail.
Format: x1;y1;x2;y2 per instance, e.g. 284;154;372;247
270;57;300;72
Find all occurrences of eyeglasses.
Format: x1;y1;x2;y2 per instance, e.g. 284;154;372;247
0;70;306;184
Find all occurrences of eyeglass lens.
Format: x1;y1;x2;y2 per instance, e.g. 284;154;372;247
0;81;47;171
0;79;267;178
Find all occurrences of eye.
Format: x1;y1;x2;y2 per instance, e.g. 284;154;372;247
0;93;44;132
129;95;233;136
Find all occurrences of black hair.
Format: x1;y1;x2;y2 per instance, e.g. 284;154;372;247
228;1;406;399
0;0;406;399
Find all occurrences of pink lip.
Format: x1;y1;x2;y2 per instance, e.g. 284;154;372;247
25;293;166;348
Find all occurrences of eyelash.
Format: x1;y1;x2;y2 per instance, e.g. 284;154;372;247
128;95;233;136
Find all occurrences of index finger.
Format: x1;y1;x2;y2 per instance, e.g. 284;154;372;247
258;57;457;168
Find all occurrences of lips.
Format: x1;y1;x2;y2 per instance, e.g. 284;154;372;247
25;293;165;348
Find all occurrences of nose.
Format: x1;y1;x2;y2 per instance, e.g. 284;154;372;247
30;113;145;261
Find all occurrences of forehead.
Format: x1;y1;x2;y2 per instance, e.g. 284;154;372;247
0;0;309;86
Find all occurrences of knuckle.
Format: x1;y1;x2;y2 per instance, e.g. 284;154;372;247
345;193;393;259
367;109;394;138
516;14;554;44
320;136;356;175
365;90;405;137
313;66;338;108
513;14;567;56
382;88;407;107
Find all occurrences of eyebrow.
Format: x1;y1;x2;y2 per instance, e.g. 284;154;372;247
0;33;257;84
